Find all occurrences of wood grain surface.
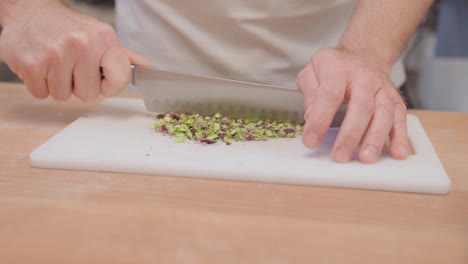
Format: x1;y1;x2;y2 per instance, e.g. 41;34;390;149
1;82;467;263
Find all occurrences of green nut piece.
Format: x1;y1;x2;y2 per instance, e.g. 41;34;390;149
153;112;304;145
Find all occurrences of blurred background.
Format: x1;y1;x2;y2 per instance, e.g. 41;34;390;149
1;0;467;112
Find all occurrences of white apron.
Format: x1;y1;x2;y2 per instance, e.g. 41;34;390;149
115;0;405;89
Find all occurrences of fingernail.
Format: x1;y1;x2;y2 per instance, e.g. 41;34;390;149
363;145;378;160
307;132;319;146
334;146;350;162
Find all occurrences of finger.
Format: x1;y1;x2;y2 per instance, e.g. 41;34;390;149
23;74;49;99
389;91;410;159
302;79;346;149
359;90;394;163
332;83;375;162
296;63;319;118
124;48;154;67
47;56;74;101
100;46;132;97
73;49;101;102
300;58;346;149
21;61;49;99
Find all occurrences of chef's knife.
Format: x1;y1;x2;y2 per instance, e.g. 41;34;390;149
131;65;306;123
128;66;412;152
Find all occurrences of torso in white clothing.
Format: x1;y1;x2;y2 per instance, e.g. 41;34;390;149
115;0;405;88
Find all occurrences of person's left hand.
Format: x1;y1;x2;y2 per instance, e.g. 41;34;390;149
296;48;410;163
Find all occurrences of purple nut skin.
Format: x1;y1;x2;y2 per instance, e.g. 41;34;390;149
200;139;217;144
221;117;229;124
156;113;166;119
170;113;181;121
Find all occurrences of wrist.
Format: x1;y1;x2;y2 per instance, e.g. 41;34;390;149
336;40;396;75
0;0;58;26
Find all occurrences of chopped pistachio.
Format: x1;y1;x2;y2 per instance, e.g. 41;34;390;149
221;117;229;125
206;134;219;140
153;111;304;145
185;129;194;139
156;113;166;119
200;139;217;144
167;125;175;134
163;115;172;123
279;129;287;137
171;113;181;121
175;133;186;143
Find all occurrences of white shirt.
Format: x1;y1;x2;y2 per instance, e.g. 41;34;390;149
115;0;405;89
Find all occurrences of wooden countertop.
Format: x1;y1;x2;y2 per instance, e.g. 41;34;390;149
1;82;467;263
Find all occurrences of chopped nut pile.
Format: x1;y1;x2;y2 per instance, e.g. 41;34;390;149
153;112;304;145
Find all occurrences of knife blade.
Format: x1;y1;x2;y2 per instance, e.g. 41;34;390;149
131;65;306;123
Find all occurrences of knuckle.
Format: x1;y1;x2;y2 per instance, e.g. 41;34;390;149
398;102;408;114
379;100;395;114
43;45;62;64
296;69;306;88
21;57;42;77
368;129;388;142
95;24;117;43
321;87;343;102
393;99;408;118
296;65;319;96
67;32;90;54
340;132;361;146
394;115;407;127
100;24;116;35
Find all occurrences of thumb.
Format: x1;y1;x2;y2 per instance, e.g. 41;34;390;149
124;48;154;68
100;46;132;97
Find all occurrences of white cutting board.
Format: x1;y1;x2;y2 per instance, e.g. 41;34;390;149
30;98;451;194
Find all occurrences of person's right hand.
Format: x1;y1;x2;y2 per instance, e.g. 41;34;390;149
0;0;152;101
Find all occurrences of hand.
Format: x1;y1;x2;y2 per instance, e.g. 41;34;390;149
0;0;152;101
296;48;410;163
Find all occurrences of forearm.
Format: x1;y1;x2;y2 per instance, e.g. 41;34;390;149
338;0;433;72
